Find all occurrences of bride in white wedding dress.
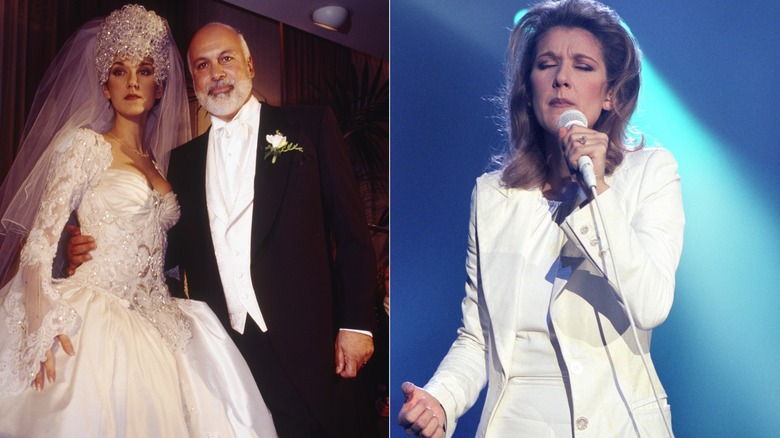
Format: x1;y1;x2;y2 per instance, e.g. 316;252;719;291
0;5;277;437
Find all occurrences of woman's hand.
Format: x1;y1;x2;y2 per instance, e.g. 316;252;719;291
398;382;446;438
559;125;610;194
32;334;74;391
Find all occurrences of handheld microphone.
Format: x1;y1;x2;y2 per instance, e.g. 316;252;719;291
557;113;673;438
557;109;597;189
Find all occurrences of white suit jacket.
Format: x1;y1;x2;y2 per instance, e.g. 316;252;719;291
424;147;684;437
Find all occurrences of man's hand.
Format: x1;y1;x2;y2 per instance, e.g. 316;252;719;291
397;382;446;438
32;334;75;391
334;330;373;378
65;224;95;276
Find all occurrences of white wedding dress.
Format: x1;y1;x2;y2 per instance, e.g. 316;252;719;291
0;129;277;437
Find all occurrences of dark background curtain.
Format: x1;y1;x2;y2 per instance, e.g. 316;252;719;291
0;2;388;435
282;24;351;105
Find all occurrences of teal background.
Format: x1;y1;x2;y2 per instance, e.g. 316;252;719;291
390;1;780;436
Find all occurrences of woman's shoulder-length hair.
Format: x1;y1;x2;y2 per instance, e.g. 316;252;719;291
496;0;643;189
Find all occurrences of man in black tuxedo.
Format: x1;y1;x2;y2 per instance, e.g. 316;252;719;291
164;23;377;437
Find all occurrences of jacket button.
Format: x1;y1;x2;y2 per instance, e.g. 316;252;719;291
576;416;588;430
580;225;590;234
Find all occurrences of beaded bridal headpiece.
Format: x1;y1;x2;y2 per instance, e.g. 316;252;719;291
94;4;170;86
0;5;191;287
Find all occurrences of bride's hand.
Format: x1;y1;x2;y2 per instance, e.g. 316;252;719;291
32;335;74;391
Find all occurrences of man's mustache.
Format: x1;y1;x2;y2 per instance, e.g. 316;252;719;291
208;79;236;95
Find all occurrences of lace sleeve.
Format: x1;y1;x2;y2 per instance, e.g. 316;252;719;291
0;129;109;395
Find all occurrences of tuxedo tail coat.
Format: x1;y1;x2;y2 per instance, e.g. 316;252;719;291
166;104;377;434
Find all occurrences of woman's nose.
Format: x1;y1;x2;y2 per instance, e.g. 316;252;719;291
552;68;570;89
127;72;139;89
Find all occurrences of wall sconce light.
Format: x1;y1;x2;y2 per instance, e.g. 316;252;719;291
311;5;350;32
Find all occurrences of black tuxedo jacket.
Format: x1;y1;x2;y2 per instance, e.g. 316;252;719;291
166;103;377;432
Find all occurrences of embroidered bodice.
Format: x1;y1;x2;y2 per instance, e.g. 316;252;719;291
0;128;190;395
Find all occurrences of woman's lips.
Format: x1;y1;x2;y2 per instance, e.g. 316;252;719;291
549;97;575;107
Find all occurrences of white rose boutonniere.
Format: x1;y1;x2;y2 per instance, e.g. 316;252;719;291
264;130;303;164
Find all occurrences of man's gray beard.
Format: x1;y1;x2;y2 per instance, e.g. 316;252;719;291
196;77;253;118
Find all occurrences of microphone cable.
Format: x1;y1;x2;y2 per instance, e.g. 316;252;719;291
586;183;674;438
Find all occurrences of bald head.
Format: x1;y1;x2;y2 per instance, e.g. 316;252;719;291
188;22;255;121
187;23;251;74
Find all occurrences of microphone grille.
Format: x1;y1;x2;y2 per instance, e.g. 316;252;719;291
557;109;588;129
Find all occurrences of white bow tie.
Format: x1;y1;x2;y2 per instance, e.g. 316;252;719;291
214;120;250;148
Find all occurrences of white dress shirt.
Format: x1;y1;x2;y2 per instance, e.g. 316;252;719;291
204;97;372;338
205;96;266;334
